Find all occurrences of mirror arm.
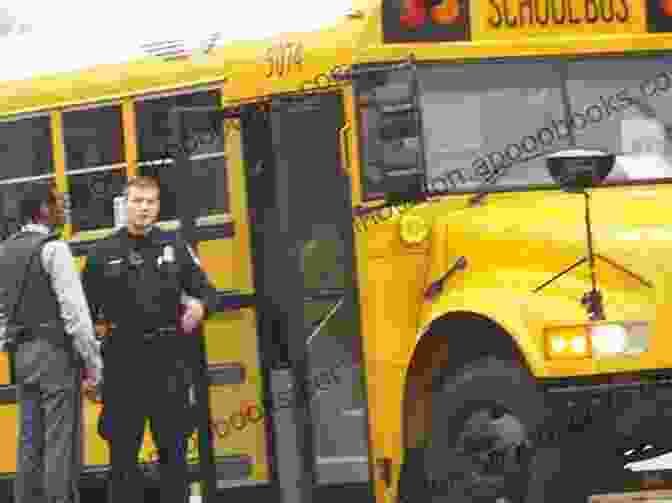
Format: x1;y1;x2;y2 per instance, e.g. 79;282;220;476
532;150;614;321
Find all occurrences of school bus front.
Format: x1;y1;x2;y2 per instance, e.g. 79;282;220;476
348;1;672;502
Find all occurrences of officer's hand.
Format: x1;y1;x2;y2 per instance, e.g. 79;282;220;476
181;299;205;334
94;320;111;339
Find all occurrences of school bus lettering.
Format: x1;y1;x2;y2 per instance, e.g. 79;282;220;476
488;0;630;27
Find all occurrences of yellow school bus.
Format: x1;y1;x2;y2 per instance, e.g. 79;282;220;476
2;0;672;501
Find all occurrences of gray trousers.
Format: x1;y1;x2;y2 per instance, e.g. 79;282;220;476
12;338;82;503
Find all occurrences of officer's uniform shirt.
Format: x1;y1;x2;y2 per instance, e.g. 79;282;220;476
82;225;216;336
0;223;102;383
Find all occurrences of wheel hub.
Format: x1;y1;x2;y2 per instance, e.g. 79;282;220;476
432;406;533;502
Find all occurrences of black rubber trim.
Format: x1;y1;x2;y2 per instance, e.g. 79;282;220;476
69;222;235;258
540;368;672;390
156;455;252;484
210;363;246;385
303;288;346;303
80;454;252;485
0;386;15;405
544;378;672;395
214;291;256;311
195;222;235;242
209;455;253;481
0;356;249;406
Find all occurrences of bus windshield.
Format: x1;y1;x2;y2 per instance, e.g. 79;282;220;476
357;55;672;199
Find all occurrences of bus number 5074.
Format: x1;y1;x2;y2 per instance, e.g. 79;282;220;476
264;41;304;79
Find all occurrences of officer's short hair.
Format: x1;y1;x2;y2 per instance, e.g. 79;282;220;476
19;181;55;224
123;176;160;198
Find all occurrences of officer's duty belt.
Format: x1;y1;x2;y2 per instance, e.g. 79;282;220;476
142;327;178;341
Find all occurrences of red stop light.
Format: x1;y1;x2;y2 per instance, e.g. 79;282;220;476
662;0;672;16
400;0;461;29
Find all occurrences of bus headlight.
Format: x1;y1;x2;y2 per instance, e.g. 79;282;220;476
545;328;591;359
589;322;649;357
544;322;649;360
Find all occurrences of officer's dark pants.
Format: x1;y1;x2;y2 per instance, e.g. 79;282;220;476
13;338;82;503
104;336;190;503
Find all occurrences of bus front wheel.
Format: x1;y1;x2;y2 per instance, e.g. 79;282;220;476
421;356;623;503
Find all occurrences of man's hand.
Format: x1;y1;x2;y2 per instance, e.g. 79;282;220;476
82;379;99;401
181;298;205;334
82;368;101;401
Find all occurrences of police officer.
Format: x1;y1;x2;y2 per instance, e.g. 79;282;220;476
0;181;102;503
81;176;216;503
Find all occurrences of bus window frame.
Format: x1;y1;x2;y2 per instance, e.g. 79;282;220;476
354;51;672;202
0;112;58;236
0;112;57;387
61;101;127;237
134;85;231;227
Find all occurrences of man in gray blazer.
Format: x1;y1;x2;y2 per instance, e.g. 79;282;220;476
0;182;102;503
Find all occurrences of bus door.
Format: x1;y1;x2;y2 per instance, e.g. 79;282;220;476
241;93;372;496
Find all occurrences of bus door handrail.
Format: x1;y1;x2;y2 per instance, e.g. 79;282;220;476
339;123;351;176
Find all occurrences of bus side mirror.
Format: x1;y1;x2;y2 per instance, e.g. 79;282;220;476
373;97;425;202
377;101;420;141
365;65;428;205
546;149;615;193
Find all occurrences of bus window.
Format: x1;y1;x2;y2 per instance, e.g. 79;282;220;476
565;55;672;183
62;105;126;233
0;116;55;239
418;61;567;193
134;89;229;223
357;61;569;198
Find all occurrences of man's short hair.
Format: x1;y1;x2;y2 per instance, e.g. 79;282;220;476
19;182;55;224
123;176;160;198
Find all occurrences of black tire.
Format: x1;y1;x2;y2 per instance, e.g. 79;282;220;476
420;356;623;503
